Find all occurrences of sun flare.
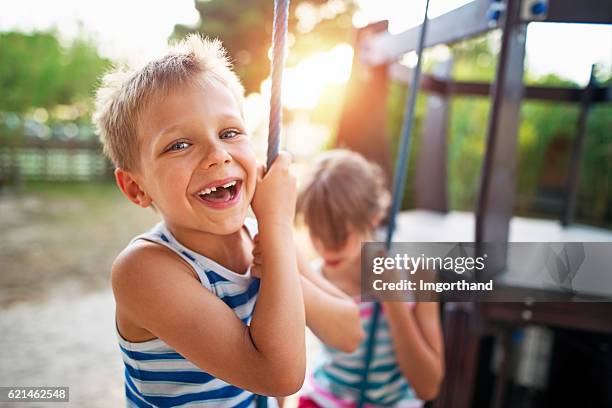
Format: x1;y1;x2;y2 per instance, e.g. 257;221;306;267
261;43;354;110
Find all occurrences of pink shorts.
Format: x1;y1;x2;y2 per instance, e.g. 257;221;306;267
298;396;323;408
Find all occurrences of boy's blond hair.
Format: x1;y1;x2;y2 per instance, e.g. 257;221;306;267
93;34;245;170
297;149;390;249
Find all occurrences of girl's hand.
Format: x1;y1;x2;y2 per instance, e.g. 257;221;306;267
251;151;296;227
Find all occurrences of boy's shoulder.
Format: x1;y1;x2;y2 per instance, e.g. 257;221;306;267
111;239;198;302
112;218;257;302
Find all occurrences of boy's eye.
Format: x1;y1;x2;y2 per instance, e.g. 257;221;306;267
220;129;241;140
167;141;191;152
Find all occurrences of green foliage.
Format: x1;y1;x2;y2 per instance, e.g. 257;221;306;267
576;105;612;223
0;31;111;114
386;33;611;227
447;97;489;210
385;82;427;210
451;33;498;83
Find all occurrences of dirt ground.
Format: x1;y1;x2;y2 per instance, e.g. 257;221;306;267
0;182;317;407
0;183;159;407
0;182;160;307
0;289;125;407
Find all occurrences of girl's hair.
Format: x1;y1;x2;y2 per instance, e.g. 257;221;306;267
297;149;390;249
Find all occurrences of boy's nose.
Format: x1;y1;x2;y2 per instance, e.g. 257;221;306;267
202;145;232;169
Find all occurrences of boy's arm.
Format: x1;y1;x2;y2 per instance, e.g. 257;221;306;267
248;151;306;392
248;219;305;384
382;300;445;401
113;242;303;396
296;249;364;352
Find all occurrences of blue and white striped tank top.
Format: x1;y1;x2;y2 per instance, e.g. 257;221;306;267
116;218;278;408
303;265;422;407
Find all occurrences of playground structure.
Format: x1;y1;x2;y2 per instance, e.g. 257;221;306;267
335;0;612;406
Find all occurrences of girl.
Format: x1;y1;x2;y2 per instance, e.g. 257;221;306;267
295;149;444;407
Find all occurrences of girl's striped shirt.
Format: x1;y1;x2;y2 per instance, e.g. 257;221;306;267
303;264;422;407
116;219;277;408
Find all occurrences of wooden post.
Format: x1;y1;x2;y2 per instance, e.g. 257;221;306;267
414;58;452;212
335;21;393;189
491;330;512;408
561;65;596;226
433;303;482;408
475;0;527;277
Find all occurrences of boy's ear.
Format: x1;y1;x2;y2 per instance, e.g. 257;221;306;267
114;168;153;208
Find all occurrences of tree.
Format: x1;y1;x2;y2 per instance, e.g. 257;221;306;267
172;0;356;93
0;31;111;114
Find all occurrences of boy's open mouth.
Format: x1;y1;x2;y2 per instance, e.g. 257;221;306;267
196;179;241;207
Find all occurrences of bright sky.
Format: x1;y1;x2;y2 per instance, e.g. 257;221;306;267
1;0;610;85
0;0;200;65
353;0;611;85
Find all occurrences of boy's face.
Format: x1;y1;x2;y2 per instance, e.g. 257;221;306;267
131;78;257;235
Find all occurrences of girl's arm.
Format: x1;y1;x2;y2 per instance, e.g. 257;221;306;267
295;248;351;299
297;248;364;352
300;276;364;353
382;301;444;401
